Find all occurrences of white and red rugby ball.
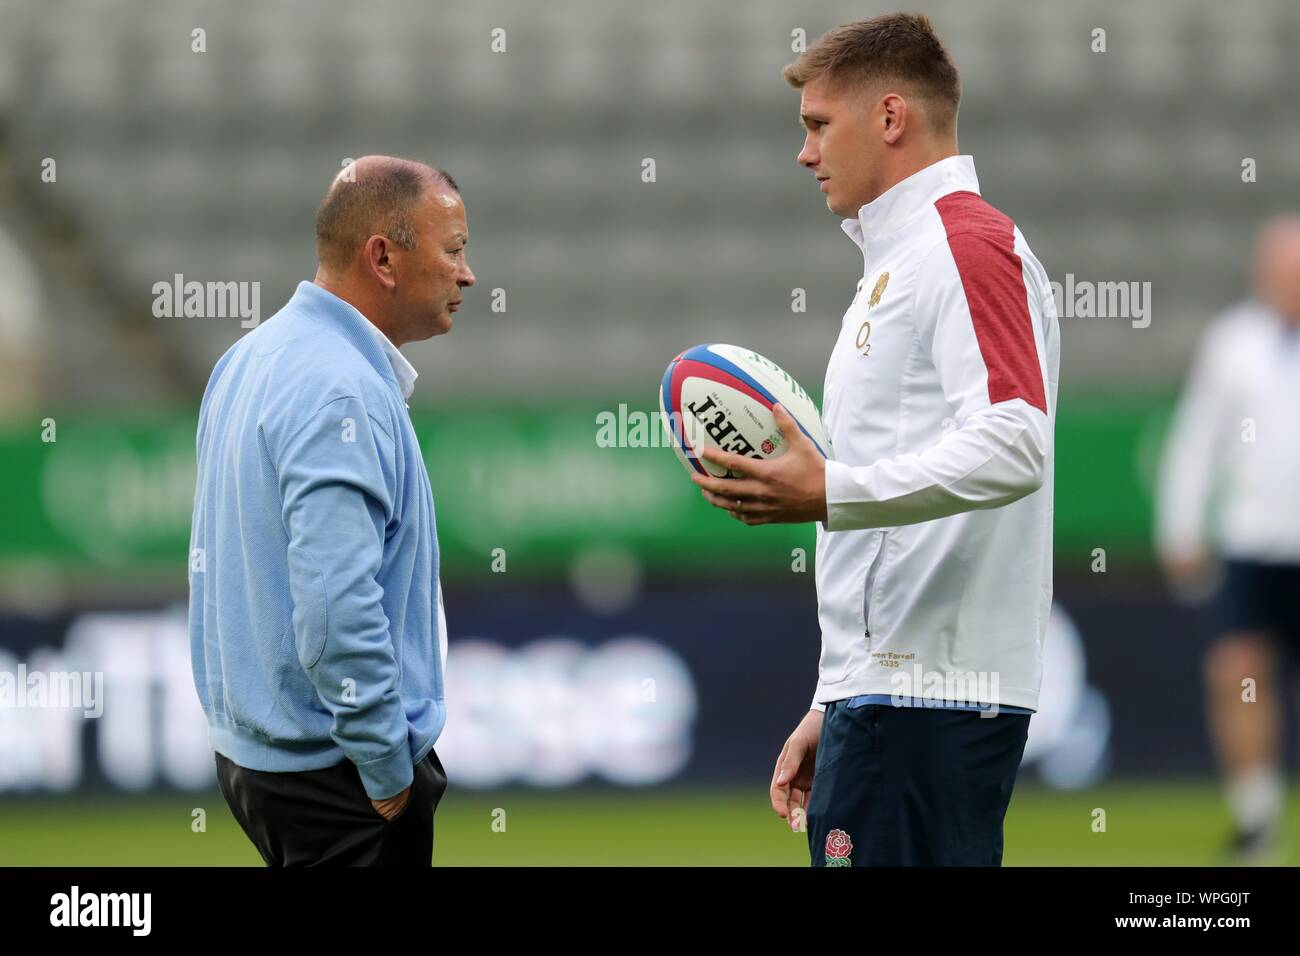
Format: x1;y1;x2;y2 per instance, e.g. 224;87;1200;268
659;344;831;478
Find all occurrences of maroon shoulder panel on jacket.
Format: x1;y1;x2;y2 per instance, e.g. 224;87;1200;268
933;190;1047;414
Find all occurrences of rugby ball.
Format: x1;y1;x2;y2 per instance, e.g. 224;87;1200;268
659;344;831;478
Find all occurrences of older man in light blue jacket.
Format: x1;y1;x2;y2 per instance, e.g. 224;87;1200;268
189;156;474;866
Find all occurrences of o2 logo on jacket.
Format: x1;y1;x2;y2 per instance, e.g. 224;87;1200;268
855;320;872;356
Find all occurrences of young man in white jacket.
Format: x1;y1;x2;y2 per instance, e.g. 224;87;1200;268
693;14;1059;866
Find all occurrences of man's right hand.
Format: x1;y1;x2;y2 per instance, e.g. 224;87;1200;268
770;709;823;831
371;786;411;821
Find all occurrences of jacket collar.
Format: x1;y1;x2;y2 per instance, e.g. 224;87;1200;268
841;154;980;250
289;281;418;399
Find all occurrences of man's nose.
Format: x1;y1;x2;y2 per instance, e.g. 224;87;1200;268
459;261;476;287
798;140;818;168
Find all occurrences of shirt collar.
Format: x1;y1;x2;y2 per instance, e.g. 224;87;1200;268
841;154;980;250
370;324;418;400
294;281;418;399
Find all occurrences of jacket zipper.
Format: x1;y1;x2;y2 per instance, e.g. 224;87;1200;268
862;530;888;648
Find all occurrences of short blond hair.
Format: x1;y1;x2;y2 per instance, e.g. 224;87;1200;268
783;13;961;134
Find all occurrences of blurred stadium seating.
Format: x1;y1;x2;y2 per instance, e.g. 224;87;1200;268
1;0;1297;401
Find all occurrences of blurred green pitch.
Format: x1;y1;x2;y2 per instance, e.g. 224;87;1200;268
2;783;1297;866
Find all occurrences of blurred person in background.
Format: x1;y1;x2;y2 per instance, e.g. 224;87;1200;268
1157;215;1300;864
190;156;475;866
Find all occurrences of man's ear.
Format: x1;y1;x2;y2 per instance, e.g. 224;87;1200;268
881;92;907;145
363;234;397;290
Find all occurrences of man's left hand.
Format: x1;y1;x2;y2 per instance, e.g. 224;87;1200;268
691;404;828;525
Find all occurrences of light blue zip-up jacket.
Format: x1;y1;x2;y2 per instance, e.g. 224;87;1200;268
188;280;445;800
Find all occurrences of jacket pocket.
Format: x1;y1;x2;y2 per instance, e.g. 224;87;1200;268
287;545;329;669
862;530;888;644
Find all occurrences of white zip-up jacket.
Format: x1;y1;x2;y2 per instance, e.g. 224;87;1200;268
811;155;1059;712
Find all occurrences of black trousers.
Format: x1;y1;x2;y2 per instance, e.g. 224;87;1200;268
215;748;448;867
806;701;1030;866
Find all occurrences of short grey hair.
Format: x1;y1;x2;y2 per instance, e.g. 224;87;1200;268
314;159;458;270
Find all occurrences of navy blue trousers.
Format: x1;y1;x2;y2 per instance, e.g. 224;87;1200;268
807;700;1030;866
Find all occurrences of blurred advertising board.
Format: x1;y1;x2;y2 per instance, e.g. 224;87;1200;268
0;397;1172;583
0;580;1227;796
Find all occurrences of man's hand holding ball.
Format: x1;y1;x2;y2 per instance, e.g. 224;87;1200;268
692;404;828;525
